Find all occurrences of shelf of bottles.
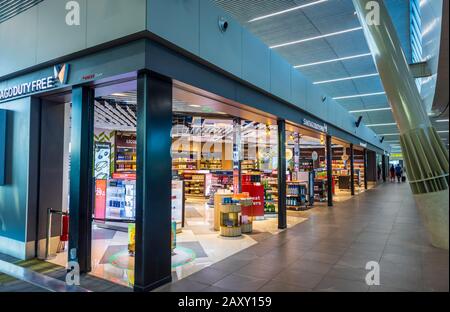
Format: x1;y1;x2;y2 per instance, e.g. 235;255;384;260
286;182;308;210
313;179;327;202
183;173;206;197
241;159;258;171
262;173;278;214
200;158;222;170
115;147;137;172
354;158;365;188
299;159;314;171
172;151;198;170
208;171;234;205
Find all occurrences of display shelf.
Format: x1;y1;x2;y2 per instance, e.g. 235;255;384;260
299;159;314;171
115;134;137;173
241;159;258;170
183;172;212;197
286;182;307;209
200;158;222;170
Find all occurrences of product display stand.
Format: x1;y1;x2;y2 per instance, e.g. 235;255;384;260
219;198;242;237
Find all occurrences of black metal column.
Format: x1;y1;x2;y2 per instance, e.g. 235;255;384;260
134;71;173;292
350;144;355;196
277;120;287;229
326;135;333;207
382;155;387;182
68;86;94;274
364;149;368;189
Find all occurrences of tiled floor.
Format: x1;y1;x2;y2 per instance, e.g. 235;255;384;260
155;182;449;292
47;199;307;288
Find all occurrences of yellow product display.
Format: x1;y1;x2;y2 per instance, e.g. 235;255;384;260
128;223;136;256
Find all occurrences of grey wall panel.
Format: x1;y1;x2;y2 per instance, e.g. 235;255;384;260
86;0;146;48
270;50;291;102
242;29;270;91
0;6;38;77
199;0;242;78
147;0;200;55
36;0;87;64
0;98;32;242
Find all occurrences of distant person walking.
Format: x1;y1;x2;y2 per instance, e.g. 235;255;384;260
377;165;382;181
389;165;396;182
395;164;403;183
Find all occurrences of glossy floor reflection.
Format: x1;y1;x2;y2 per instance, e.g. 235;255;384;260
49;199;307;288
156;183;449;292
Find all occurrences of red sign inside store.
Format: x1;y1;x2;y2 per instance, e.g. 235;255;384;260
241;184;265;217
94;179;107;219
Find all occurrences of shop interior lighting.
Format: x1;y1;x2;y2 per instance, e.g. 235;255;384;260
333;92;386;100
314;73;379;84
248;0;328;23
294;53;372;68
270;27;362;49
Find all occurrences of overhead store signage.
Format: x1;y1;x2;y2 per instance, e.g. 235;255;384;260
360;142;368;148
302;118;328;133
0;64;70;101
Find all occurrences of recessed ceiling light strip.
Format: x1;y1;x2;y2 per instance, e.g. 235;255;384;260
314;73;379;84
366;122;397;127
270;27;363;49
333;91;386;100
294;53;372;68
248;0;329;23
349;107;391;113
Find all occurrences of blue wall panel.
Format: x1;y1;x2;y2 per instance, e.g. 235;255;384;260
242;29;270;91
0;98;31;242
0;110;5;185
290;69;307;110
199;0;242;78
270;51;291;102
36;0;87;63
86;0;146;48
148;0;200;55
0;6;38;77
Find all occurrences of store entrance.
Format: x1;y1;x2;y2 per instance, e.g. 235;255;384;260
169;83;308;281
34;92;72;261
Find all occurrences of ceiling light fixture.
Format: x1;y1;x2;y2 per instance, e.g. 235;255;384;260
313;73;379;84
189;104;201;108
248;0;328;23
349;107;391;113
380;133;400;136
294;53;372;68
366;123;397;127
437;130;449;133
436;119;449;122
270;26;363;49
333;91;386;100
